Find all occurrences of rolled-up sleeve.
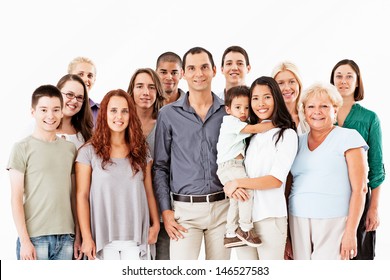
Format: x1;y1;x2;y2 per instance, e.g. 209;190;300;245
367;115;385;189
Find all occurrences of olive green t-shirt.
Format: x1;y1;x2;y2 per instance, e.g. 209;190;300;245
7;136;77;237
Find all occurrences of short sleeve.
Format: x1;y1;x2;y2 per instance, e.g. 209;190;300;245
339;128;368;154
222;115;250;136
7;142;26;173
76;144;93;166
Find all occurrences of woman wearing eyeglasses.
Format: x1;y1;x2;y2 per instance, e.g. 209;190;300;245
56;74;94;149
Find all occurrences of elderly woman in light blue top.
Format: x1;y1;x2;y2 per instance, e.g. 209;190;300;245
288;83;368;260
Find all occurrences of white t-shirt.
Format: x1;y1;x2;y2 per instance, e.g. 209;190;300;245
245;127;298;222
57;132;85;149
216;115;251;164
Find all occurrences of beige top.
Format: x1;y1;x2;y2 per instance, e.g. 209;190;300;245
7;136;77;237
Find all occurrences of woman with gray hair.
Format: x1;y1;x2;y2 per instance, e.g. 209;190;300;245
288;83;368;260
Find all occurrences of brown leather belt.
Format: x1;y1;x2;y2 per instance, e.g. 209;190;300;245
172;191;226;203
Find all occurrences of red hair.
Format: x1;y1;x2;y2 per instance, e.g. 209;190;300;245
90;89;147;174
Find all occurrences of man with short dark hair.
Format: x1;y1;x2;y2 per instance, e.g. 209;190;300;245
153;47;230;260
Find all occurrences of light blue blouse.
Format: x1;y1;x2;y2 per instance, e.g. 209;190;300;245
289;126;368;219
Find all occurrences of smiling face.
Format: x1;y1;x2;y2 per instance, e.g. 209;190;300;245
60;80;85;118
274;70;300;106
183;52;216;93
333;64;358;100
221;51;250;88
132;72;157;110
32;96;63;133
70;62;96;92
251;84;274;121
156;61;183;95
304;93;337;131
107;96;129;133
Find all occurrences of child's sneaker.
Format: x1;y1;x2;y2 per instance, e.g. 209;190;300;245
236;227;262;247
223;235;247;248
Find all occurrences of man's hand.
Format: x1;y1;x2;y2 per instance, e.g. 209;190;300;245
162;210;187;241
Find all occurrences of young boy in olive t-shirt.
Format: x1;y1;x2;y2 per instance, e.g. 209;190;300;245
7;85;79;260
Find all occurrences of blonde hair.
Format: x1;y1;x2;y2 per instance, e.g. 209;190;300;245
67;56;97;75
271;61;303;112
301;82;343;123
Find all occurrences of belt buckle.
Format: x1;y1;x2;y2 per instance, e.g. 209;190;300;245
206;194;210;203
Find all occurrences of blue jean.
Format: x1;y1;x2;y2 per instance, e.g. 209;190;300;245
16;234;74;260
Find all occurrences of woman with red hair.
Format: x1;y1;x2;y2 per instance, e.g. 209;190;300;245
76;89;159;260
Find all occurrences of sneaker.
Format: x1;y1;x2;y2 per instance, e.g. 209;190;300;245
223;236;247;248
235;227;262;247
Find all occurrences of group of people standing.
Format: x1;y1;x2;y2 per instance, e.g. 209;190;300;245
7;46;384;261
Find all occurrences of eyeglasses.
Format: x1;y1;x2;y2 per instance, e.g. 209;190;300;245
62;92;84;103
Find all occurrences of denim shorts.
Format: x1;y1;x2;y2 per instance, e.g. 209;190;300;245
16;234;74;260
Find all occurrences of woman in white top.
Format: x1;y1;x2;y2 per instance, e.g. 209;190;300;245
56;74;93;149
224;76;298;259
272;61;310;135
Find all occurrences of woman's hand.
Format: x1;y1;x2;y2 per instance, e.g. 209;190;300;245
81;238;96;260
366;206;380;231
224;180;239;197
340;230;357;260
148;224;160;245
231;188;250;201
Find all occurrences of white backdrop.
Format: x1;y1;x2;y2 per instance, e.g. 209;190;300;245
0;0;388;261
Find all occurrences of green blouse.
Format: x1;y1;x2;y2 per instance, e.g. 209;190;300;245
337;103;385;189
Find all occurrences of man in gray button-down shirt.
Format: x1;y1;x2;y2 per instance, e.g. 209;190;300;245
153;47;230;260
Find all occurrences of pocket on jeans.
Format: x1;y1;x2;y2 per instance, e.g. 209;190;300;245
173;201;181;222
30;236;44;242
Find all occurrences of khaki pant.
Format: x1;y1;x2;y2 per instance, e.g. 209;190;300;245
289;215;347;260
217;159;253;234
170;199;231;260
235;217;287;260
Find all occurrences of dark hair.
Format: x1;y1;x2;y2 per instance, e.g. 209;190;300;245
221;46;250;67
225;85;250;107
182;47;215;70
91;89;148;174
330;59;364;101
248;76;296;145
127;68;166;119
156;51;182;69
31;84;63;109
56;74;94;142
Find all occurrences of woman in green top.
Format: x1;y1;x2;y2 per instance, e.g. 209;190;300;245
330;59;385;259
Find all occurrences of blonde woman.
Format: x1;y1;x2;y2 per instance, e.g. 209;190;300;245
272;61;309;135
